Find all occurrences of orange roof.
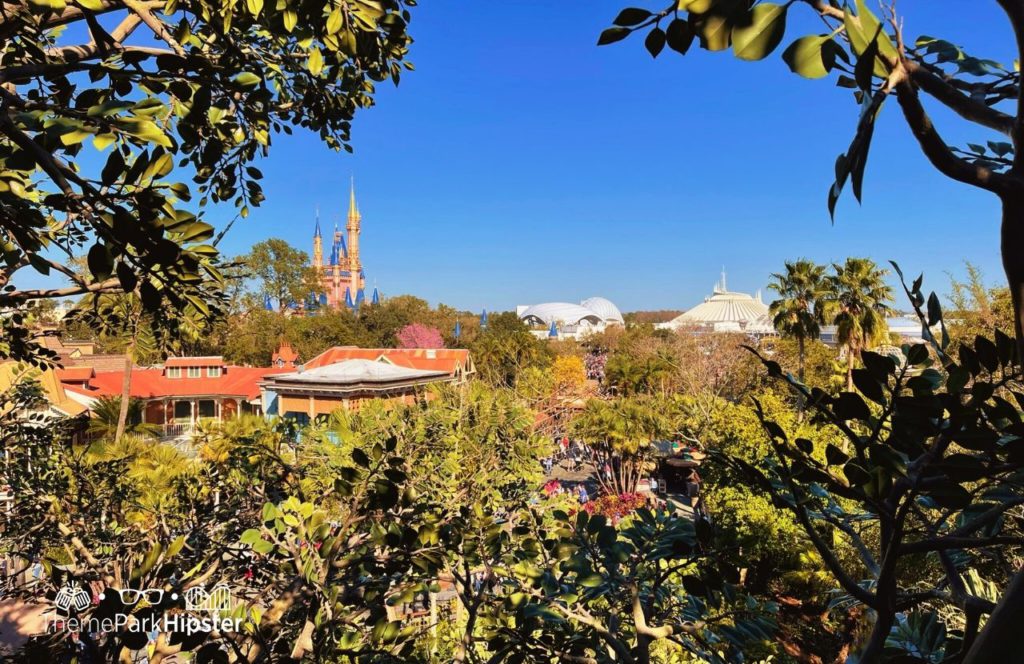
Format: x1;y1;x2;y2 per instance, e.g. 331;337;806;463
85;365;289;401
56;367;95;382
303;347;471;376
164;356;226;368
272;341;299;364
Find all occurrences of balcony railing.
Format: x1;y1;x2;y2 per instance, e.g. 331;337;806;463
162;422;197;438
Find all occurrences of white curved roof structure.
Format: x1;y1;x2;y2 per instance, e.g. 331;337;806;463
676;290;769;324
659;273;772;334
580;297;625;324
519;302;603;327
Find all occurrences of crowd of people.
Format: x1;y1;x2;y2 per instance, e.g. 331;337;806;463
540;435;705;512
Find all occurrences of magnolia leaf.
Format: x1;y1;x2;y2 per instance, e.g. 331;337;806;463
645;27;666;58
782;35;835;79
283;9;298;32
327;7;343;34
613;7;652;26
666;18;694;55
731;3;788;61
598;27;631;46
308;47;324;76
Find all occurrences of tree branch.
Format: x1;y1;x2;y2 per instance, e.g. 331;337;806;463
123;0;185;56
893;72;1022;196
905;59;1015;137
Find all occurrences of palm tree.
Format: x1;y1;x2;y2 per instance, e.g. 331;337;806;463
88;396;160;441
572;398;665;495
824;258;894;392
768;259;830;386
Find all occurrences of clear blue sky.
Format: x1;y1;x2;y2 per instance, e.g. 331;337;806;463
68;2;1024;311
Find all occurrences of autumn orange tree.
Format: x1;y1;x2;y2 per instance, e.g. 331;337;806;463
599;0;1024;353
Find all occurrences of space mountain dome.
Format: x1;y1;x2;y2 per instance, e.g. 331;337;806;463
658;271;773;334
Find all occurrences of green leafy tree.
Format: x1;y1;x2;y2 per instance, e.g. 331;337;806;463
824;257;894;391
598;0;1024;364
729;269;1024;663
245;238;317;310
471;311;553;388
573;397;667;495
0;0;413;365
768;258;829;388
86;395;160;440
947;262;1016;351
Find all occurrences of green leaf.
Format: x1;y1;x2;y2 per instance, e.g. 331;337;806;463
825;444;849;466
613;8;652;26
117;118;172;148
245;0;262;16
327;7;343;34
696;13;731;52
665;18;694;55
782;35;835;79
854;35;879;92
731;3;788;62
87;243;113;281
234;72;261;88
59;129;93;146
597;27;631;46
240;529;261;545
92;133;116;151
308;47;324;76
645;27;666;58
283;9;297;32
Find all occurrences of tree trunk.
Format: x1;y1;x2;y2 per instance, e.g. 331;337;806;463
845;344;855;392
114;338;135;443
962;566;1024;664
1002;197;1024;364
798;336;806;385
797;336;807;421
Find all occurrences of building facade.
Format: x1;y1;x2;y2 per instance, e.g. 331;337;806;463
314;180;366;309
261;347;474;421
65;357;288;439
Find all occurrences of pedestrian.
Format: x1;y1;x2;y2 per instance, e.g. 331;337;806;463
577;485;589;504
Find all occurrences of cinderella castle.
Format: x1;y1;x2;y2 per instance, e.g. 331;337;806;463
311;180;378;309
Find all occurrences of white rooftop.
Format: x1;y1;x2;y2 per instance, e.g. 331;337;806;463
273;359;447;385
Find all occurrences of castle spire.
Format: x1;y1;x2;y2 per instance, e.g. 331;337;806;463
348;176;359;223
312;207;323;268
721;266;727;292
346;175;362;301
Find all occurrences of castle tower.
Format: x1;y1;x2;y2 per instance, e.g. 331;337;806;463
346;177;363;297
312;207;323;269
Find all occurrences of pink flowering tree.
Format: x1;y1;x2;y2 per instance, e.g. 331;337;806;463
396;323;444;349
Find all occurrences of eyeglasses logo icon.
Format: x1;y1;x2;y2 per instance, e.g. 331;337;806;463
54;583;92;613
96;588;169;606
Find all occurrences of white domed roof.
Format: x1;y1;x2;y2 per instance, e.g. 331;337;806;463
670;290;769;326
519;302;603;326
580;297;624;324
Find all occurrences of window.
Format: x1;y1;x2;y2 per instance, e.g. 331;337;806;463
187;367;201;378
167;367;181;378
207;366;222;378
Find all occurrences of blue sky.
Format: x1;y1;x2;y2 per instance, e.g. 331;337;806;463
42;1;1020;312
